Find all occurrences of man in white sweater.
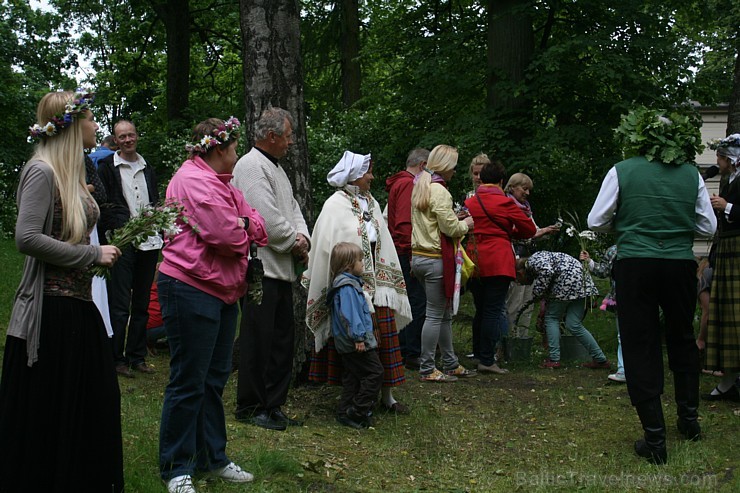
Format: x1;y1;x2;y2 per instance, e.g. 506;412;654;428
232;107;310;431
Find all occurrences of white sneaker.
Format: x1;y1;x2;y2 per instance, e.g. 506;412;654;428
167;475;196;493
213;462;254;483
608;371;627;383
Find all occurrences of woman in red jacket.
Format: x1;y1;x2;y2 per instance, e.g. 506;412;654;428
464;160;536;373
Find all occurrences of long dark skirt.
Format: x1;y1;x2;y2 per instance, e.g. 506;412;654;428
706;235;740;374
0;296;124;493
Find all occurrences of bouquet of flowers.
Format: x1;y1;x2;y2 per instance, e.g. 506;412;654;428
562;211;597;254
562;211;598;307
90;202;190;278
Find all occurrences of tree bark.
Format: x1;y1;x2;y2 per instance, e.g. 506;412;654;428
239;0;312;378
485;0;534;112
152;0;190;125
339;0;361;107
728;47;740;135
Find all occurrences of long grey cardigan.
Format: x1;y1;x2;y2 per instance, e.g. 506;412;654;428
8;160;100;366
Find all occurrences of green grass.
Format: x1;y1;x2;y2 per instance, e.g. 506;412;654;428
0;237;738;492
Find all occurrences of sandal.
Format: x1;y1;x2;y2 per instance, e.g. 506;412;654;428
419;369;458;383
445;365;477;378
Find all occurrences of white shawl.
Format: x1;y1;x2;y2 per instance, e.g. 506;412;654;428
303;186;412;351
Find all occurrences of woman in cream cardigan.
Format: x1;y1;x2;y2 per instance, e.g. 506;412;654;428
411;144;475;382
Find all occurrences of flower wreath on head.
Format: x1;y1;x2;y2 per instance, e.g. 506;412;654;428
185;116;241;155
28;89;95;140
708;134;740;163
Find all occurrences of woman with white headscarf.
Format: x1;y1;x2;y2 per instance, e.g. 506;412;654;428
304;151;412;420
704;134;740;402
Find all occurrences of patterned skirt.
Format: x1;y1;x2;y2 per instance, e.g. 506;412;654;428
706;235;740;373
309;305;405;387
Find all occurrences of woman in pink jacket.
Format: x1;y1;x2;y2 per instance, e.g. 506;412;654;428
158;117;267;493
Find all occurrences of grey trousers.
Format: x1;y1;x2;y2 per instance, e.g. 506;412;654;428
411;256;459;374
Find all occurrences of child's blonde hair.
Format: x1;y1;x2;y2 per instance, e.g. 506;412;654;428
330;242;364;281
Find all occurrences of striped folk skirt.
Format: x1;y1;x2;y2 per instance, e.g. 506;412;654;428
309;305;405;388
706;235;740;374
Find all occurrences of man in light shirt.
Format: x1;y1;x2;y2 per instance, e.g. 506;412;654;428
587;110;716;465
98;120;161;378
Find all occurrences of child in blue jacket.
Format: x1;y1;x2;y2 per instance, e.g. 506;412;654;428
327;242;384;429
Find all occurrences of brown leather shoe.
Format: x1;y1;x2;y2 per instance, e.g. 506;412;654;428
115;364;134;378
132;362;155;374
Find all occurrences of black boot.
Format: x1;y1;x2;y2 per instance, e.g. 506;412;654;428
674;371;701;441
634;397;668;465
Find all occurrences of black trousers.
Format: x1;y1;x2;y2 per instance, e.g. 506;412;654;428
338;349;384;415
108;246;159;367
614;258;699;405
397;253;426;359
236;277;295;414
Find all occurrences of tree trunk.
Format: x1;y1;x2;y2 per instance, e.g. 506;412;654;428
239;0;312;379
339;0;361;107
485;0;534;112
728;47;740;135
153;0;190;126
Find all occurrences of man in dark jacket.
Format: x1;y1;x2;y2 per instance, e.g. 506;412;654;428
98;120;160;378
385;148;428;369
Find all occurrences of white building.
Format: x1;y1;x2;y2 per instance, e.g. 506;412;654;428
694;104;728;256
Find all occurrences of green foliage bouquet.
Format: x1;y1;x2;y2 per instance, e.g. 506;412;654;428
614;106;704;166
90;202;191;278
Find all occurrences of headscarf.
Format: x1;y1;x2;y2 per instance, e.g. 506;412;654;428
717;133;740;167
327;150;371;188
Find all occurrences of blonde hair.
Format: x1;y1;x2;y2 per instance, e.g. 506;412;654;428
469;153;490;178
411;144;458;211
504;172;534;194
696;257;710;279
30;91;94;244
330;242;363;281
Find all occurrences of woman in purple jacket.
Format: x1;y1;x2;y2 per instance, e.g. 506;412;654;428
158;117;267;493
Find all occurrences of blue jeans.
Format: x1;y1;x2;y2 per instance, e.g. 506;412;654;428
544;299;606;363
157;274;237;480
478;276;510;366
397;253;426;359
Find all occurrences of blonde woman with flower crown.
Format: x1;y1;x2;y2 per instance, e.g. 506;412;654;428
411;144;476;382
0;90;124;492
